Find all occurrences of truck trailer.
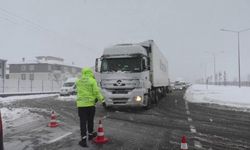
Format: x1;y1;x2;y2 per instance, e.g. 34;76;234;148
95;40;170;109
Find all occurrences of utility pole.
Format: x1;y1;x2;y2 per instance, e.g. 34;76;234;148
221;28;250;88
205;51;223;85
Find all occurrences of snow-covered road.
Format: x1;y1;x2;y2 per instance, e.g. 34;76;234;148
0;90;250;149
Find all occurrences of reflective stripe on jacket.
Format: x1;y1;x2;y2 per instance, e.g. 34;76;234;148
76;68;104;107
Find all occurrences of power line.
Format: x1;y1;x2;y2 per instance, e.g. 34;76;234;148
0;10;45;32
0;7;95;51
0;7;48;32
0;16;18;24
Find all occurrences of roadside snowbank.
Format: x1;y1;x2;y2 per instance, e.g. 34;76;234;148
1;107;47;131
0;94;58;104
56;95;76;101
184;84;250;111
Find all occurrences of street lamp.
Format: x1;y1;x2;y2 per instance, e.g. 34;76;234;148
205;51;223;84
220;28;250;88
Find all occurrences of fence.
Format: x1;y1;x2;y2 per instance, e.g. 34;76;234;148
198;81;250;87
0;78;63;93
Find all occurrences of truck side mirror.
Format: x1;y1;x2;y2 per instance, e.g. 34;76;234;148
142;59;146;71
95;58;101;72
147;57;150;70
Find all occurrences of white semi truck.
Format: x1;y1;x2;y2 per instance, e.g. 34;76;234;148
95;40;170;109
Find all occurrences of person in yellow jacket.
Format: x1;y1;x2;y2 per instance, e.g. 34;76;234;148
76;67;104;147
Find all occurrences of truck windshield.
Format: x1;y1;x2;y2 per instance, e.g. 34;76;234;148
63;82;75;87
101;57;142;72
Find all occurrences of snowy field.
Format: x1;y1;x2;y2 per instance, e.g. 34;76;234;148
1;107;48;131
55;95;76;101
184;84;250;112
0;94;59;104
0;94;59;134
0;94;78;149
0;94;75;129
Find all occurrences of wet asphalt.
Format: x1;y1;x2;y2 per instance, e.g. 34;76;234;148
3;90;250;150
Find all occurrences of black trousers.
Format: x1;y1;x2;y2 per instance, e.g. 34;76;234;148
78;106;96;138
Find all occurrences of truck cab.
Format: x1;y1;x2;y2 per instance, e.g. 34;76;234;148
96;40;169;109
97;44;151;108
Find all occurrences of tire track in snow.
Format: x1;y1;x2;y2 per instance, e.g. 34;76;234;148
184;100;203;149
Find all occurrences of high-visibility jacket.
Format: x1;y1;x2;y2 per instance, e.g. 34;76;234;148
76;68;104;107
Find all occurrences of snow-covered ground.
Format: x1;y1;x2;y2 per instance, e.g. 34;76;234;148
0;94;74;133
0;94;58;135
1;107;48;131
184;84;250;111
0;94;58;104
0;94;77;149
55;95;76;101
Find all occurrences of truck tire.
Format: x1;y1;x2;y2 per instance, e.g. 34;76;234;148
144;94;152;110
154;89;159;104
163;87;167;96
103;102;112;111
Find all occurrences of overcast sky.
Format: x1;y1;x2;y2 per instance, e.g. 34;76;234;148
1;0;250;82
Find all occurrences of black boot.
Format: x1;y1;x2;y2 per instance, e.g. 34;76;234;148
79;137;87;147
88;132;97;140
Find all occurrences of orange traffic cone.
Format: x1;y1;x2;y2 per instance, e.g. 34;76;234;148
48;111;59;128
93;120;109;144
181;135;188;150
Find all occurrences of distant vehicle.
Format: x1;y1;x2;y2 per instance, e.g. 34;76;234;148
174;81;186;90
169;83;175;92
95;40;170;109
60;77;77;96
185;82;192;87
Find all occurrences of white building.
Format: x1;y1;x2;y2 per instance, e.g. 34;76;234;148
9;56;81;82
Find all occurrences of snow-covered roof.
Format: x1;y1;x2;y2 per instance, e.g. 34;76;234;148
138;40;154;47
36;56;64;61
8;58;81;68
9;62;81;68
103;44;147;57
0;59;7;62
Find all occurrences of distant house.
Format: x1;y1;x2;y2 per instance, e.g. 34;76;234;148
0;59;7;79
9;56;81;81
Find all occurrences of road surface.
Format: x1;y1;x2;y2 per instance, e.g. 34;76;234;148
2;91;250;150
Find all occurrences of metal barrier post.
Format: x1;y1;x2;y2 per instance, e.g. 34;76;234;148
42;80;44;92
18;79;20;92
0;110;4;150
30;80;33;92
2;78;4;93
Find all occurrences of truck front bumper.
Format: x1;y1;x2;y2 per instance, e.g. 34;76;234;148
102;88;147;107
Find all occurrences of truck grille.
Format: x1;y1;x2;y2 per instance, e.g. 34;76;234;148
112;90;129;94
112;98;128;104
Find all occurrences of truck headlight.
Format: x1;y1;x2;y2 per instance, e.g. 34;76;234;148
135;96;142;102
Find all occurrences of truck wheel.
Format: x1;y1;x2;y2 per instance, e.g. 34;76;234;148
151;90;155;104
103;102;112;111
104;106;111;111
144;94;151;110
163;87;167;96
154;89;159;104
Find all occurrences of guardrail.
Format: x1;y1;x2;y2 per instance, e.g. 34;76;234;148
0;79;62;94
0;92;59;98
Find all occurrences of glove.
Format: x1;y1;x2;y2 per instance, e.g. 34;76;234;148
102;102;106;107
